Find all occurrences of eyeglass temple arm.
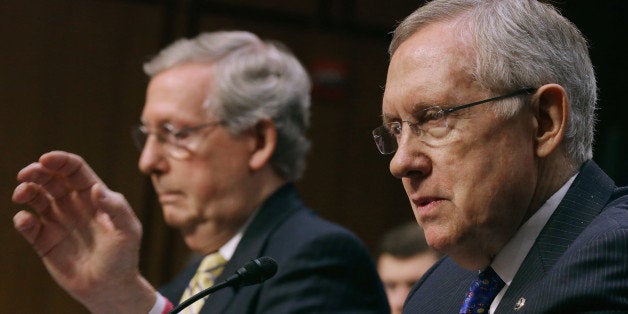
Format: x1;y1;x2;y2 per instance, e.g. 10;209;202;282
445;88;537;114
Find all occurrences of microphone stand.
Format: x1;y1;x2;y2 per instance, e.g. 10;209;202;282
169;256;277;314
169;280;231;314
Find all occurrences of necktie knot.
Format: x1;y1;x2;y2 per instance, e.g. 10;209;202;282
460;266;504;314
180;252;227;313
196;253;227;287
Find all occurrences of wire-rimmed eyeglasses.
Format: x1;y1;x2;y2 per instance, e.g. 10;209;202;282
372;88;536;155
131;121;223;160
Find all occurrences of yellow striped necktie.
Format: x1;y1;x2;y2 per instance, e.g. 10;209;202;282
179;252;227;314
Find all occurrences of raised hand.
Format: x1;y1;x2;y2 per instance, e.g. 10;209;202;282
12;151;156;313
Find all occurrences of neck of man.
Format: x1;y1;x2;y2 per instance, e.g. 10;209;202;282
523;149;578;224
191;167;287;255
451;150;579;270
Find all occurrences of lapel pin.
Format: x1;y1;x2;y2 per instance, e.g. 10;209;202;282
514;297;526;311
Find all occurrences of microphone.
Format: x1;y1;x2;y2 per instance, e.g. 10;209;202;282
169;256;278;314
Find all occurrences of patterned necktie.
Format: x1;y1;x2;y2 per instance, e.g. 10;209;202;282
460;266;505;314
179;252;228;314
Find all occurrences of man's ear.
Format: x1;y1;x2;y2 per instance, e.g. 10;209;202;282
533;84;569;158
249;118;277;171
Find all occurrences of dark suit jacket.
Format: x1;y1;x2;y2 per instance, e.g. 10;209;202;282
160;184;389;313
403;160;628;313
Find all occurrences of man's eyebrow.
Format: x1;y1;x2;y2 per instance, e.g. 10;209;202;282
381;113;399;123
410;101;441;111
381;102;438;121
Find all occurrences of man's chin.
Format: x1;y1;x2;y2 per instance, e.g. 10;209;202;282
161;208;194;230
181;227;214;253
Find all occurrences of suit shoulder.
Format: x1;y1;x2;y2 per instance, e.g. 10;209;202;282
253;208;389;313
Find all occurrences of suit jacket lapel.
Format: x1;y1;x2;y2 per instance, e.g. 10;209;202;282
201;184;303;313
497;160;615;312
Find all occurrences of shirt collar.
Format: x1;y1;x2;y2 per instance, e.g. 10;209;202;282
491;173;577;284
218;206;261;261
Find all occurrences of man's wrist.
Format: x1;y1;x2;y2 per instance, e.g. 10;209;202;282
85;275;158;314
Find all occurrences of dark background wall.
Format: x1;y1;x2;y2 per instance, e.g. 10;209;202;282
1;1;626;312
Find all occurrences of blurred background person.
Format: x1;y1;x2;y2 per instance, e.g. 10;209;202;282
377;221;441;314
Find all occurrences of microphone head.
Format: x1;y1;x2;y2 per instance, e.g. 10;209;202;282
230;256;278;287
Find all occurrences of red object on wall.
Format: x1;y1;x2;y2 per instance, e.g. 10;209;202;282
309;59;350;103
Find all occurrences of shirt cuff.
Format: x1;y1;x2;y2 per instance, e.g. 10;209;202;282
148;292;174;314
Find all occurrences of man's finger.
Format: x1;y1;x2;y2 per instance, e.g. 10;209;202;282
13;182;53;216
39;151;104;192
92;184;142;236
13;210;42;245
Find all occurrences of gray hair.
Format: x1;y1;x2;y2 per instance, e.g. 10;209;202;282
144;31;312;181
390;0;597;165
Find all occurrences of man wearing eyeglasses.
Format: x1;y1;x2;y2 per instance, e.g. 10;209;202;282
375;0;628;313
11;31;388;313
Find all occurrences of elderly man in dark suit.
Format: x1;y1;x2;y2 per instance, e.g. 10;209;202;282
372;0;628;312
12;31;388;313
